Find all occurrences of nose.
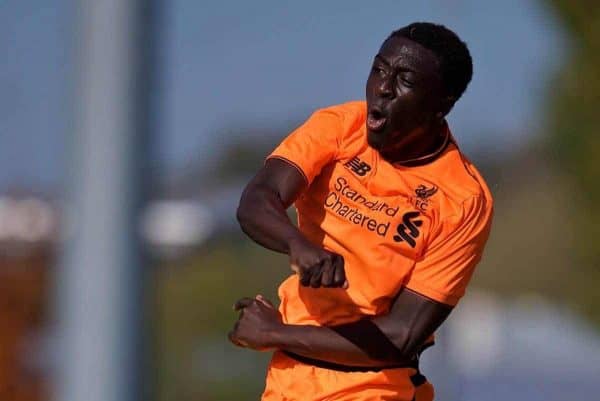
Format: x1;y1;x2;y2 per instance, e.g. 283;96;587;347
377;76;394;99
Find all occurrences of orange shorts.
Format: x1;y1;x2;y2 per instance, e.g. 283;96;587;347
261;351;434;401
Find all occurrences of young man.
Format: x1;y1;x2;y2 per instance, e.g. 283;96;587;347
229;22;493;401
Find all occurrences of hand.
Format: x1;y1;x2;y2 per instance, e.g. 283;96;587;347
288;236;348;289
228;295;283;351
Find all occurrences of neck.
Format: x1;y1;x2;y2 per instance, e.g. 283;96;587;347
380;120;448;166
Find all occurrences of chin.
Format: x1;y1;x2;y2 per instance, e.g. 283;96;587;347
367;130;385;150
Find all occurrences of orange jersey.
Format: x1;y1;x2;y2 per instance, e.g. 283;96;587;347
268;101;493;327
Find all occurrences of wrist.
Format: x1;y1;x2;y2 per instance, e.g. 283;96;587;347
286;232;304;249
264;322;290;349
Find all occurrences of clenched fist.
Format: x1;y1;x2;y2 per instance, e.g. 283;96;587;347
228;295;283;351
288;236;348;289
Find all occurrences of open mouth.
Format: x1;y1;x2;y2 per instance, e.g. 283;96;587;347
367;107;387;132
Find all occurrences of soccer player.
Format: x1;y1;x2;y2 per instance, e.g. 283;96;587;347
229;22;493;401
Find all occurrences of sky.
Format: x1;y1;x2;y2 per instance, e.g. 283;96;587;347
0;0;567;192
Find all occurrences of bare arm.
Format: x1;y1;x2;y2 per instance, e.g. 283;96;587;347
237;158;347;288
230;288;452;367
236;158;307;253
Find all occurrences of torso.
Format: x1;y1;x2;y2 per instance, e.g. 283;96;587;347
274;102;492;326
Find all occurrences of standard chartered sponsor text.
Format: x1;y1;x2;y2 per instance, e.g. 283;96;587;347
324;177;398;237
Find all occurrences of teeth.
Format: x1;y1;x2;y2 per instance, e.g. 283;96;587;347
367;114;386;131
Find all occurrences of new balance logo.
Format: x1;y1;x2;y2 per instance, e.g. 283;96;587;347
344;157;371;176
393;211;422;248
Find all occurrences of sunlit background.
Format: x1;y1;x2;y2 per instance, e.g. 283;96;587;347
1;0;599;400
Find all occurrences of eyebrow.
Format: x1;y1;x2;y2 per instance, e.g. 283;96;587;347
374;54;390;66
374;54;417;73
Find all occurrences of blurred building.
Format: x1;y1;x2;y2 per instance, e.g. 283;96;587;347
422;291;600;401
0;195;57;401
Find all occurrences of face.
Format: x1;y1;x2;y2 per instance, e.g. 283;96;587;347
365;36;447;154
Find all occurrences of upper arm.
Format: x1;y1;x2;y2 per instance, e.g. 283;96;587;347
328;287;452;363
241;158;308;209
374;195;493;355
374;287;452;355
241;107;345;209
266;108;343;184
404;195;493;305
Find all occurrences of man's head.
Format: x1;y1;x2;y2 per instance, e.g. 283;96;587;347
366;22;472;155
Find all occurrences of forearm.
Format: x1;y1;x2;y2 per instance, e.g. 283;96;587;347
267;321;415;367
237;185;304;254
230;288;450;368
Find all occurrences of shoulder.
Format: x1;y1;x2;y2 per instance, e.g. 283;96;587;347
296;101;366;158
427;145;494;225
311;100;366;133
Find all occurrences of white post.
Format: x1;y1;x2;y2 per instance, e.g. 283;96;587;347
55;1;160;400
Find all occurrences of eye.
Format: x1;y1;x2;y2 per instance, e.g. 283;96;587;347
371;65;385;76
400;78;413;87
397;74;415;88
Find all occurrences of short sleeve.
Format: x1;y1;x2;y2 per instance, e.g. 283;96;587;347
267;108;343;185
404;195;493;306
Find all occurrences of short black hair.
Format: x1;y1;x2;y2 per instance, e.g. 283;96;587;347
387;22;473;100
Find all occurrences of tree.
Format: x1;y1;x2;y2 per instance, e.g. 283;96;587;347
545;1;600;317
